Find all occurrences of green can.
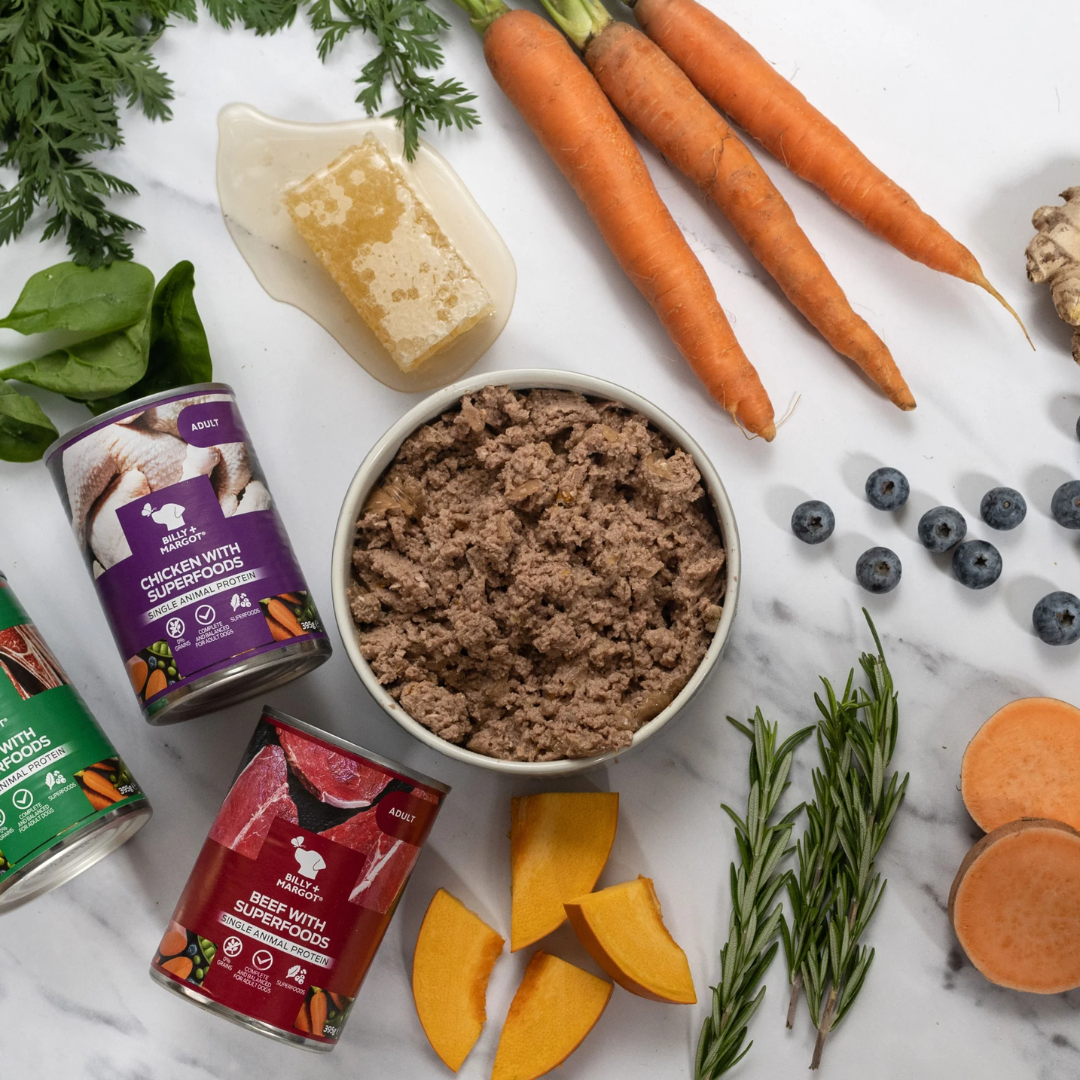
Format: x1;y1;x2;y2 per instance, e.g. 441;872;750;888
0;571;152;913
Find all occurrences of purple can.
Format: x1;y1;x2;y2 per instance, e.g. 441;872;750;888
46;384;331;724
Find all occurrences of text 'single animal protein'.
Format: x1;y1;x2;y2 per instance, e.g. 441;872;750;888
47;384;331;723
151;707;450;1051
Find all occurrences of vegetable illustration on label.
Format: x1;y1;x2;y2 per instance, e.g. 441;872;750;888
0;571;151;912
150;707;449;1051
47;384;331;723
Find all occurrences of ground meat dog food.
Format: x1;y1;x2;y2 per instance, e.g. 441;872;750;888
348;386;725;761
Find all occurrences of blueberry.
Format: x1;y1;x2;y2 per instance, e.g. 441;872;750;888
980;487;1026;530
865;467;909;511
791;500;835;544
1051;481;1080;529
855;547;901;593
917;506;966;553
951;540;1002;589
1033;592;1080;645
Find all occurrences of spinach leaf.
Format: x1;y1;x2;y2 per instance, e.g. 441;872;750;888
85;261;213;416
0;313;153;401
0;384;59;462
0;262;155;336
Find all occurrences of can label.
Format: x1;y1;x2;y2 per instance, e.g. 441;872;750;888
0;576;147;885
47;389;329;712
153;711;447;1046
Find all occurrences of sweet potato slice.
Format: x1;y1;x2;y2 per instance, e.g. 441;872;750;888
564;876;695;1004
412;889;504;1072
949;818;1080;992
492;952;612;1080
962;697;1080;831
510;792;619;951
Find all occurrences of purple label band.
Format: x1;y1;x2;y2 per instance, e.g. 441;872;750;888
99;474;308;677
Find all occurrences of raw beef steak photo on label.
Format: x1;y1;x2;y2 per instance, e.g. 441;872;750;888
208;744;298;858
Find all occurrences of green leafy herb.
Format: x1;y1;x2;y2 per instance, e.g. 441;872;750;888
781;609;908;1070
0;262;155;336
0;259;212;459
206;0;479;160
0;2;196;265
695;710;813;1079
0;383;59;462
87;260;212;414
1;313;152;401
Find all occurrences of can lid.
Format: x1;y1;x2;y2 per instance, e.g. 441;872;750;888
261;706;452;795
44;382;236;464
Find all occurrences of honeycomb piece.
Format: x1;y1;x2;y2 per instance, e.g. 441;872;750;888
284;137;494;371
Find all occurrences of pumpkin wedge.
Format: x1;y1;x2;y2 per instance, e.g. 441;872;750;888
962;697;1080;832
412;889;505;1071
492;951;612;1080
510;792;619;951
949;818;1080;993
564;876;695;1004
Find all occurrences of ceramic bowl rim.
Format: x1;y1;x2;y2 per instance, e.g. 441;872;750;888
330;368;740;776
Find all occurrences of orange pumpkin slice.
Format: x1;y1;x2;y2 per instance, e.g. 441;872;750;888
510;792;619;951
412;889;504;1071
565;876;695;1004
492;952;611;1080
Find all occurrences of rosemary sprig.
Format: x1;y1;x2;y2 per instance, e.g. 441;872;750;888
781;609;909;1070
695;709;813;1079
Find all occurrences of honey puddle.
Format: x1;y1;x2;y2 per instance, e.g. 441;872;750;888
216;104;517;392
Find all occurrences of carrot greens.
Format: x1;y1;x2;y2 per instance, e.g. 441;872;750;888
0;0;476;264
205;1;479;161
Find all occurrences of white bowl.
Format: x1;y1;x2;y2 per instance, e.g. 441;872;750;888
331;370;741;776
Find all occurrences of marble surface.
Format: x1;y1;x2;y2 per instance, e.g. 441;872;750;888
1;0;1080;1076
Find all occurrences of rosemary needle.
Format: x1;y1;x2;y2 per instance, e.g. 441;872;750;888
781;609;909;1070
695;709;813;1079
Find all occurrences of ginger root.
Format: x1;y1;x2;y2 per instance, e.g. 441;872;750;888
1027;187;1080;362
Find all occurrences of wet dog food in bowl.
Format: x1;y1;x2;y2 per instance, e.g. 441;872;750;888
332;370;740;776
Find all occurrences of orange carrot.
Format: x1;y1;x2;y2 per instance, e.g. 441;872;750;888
295;1001;312;1033
79;768;124;803
266;617;292;643
159;929;189;959
628;0;1027;337
267;598;305;637
83;789;113;812
544;5;913;409
144;668;168;699
309;989;329;1035
126;657;149;695
161;956;194;980
454;0;775;438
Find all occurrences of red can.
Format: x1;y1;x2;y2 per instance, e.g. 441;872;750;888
149;706;449;1050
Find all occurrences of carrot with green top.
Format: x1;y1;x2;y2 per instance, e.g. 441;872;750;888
451;0;776;438
540;0;914;409
624;0;1027;339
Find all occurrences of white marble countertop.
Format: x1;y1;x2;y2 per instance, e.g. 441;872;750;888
2;0;1080;1076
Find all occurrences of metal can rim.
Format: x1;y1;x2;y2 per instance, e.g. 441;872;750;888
260;705;451;795
44;382;236;465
